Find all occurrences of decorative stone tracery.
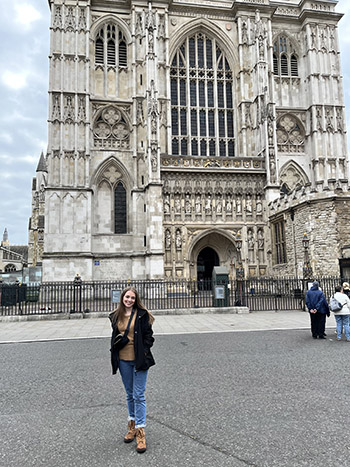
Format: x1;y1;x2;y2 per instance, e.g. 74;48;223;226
93;106;130;149
279;161;309;193
276;114;305;153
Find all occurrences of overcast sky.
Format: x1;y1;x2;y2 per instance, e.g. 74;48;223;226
0;0;349;245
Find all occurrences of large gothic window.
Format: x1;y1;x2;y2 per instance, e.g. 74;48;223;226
272;220;287;265
114;182;127;234
95;24;127;68
170;33;234;158
94;163;129;235
273;36;298;77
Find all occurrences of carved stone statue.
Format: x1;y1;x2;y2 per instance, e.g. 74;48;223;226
236;196;242;214
175;229;182;249
326;107;334;133
165;229;171;249
148;29;154;55
185;194;191;214
246;195;252;215
336;108;344;133
195;196;202;214
256;195;263;215
216;198;222;214
135;13;143;36
174;196;181;214
164;195;170;214
242;21;248;44
258;229;264;249
205;194;212;214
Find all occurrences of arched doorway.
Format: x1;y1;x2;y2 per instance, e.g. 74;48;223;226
197;247;219;287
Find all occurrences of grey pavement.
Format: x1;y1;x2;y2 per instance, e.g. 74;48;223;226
0;310;337;343
1;328;349;467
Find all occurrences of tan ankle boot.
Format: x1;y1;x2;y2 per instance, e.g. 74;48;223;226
135;427;146;453
124;420;136;443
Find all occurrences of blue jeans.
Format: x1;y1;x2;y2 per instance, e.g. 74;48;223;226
119;360;148;428
335;315;350;340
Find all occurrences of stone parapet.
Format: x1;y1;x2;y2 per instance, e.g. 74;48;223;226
268;179;350;216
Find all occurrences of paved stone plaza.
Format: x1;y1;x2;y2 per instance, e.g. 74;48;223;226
1;311;349;466
0;310;330;344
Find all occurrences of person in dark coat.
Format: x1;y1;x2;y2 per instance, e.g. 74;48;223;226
305;280;330;339
109;286;155;453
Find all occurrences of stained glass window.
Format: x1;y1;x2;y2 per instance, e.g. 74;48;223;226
170;33;234;157
114;182;127;234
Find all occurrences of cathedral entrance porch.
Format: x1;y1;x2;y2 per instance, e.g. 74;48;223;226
189;230;238;284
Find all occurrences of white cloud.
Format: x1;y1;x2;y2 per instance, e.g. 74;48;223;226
0;153;40;166
0;132;13;144
2;70;28;90
0;171;14;180
14;3;41;29
1;109;37;123
0;154;12;164
18;155;41;165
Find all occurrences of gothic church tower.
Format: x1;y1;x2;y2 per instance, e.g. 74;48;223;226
35;0;348;281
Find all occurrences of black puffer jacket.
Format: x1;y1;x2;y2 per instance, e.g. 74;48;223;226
109;308;155;375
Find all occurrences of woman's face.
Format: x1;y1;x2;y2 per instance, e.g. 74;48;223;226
123;290;136;311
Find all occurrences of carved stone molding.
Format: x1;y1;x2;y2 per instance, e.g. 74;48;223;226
161;156;264;171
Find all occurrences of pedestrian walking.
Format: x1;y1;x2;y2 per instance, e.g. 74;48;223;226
109;286;155;453
342;282;350;298
332;285;350;341
305;280;330;339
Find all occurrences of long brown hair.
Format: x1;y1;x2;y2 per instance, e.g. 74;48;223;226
110;286;155;325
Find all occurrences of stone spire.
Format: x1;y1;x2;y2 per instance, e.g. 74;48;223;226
2;228;9;247
36;151;48;173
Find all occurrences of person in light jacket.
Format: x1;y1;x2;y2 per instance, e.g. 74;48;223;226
333;285;350;341
342;282;350;298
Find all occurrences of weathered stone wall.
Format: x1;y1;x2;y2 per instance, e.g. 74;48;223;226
269;184;350;278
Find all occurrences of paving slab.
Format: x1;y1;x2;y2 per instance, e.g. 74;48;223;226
0;310;337;344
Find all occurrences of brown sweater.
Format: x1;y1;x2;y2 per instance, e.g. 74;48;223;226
118;313;136;361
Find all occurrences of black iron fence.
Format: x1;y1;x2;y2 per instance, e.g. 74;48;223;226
0;276;347;317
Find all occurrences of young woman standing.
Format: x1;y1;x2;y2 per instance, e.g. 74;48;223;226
109;286;155;453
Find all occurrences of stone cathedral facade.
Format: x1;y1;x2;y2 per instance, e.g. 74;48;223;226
28;0;349;282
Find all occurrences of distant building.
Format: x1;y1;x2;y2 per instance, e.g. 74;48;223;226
29;0;349;281
0;228;28;273
28;152;47;267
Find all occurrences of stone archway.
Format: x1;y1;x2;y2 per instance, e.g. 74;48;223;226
189;230;238;281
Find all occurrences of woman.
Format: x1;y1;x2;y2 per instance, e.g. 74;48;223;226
109;287;155;453
333;285;350;341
